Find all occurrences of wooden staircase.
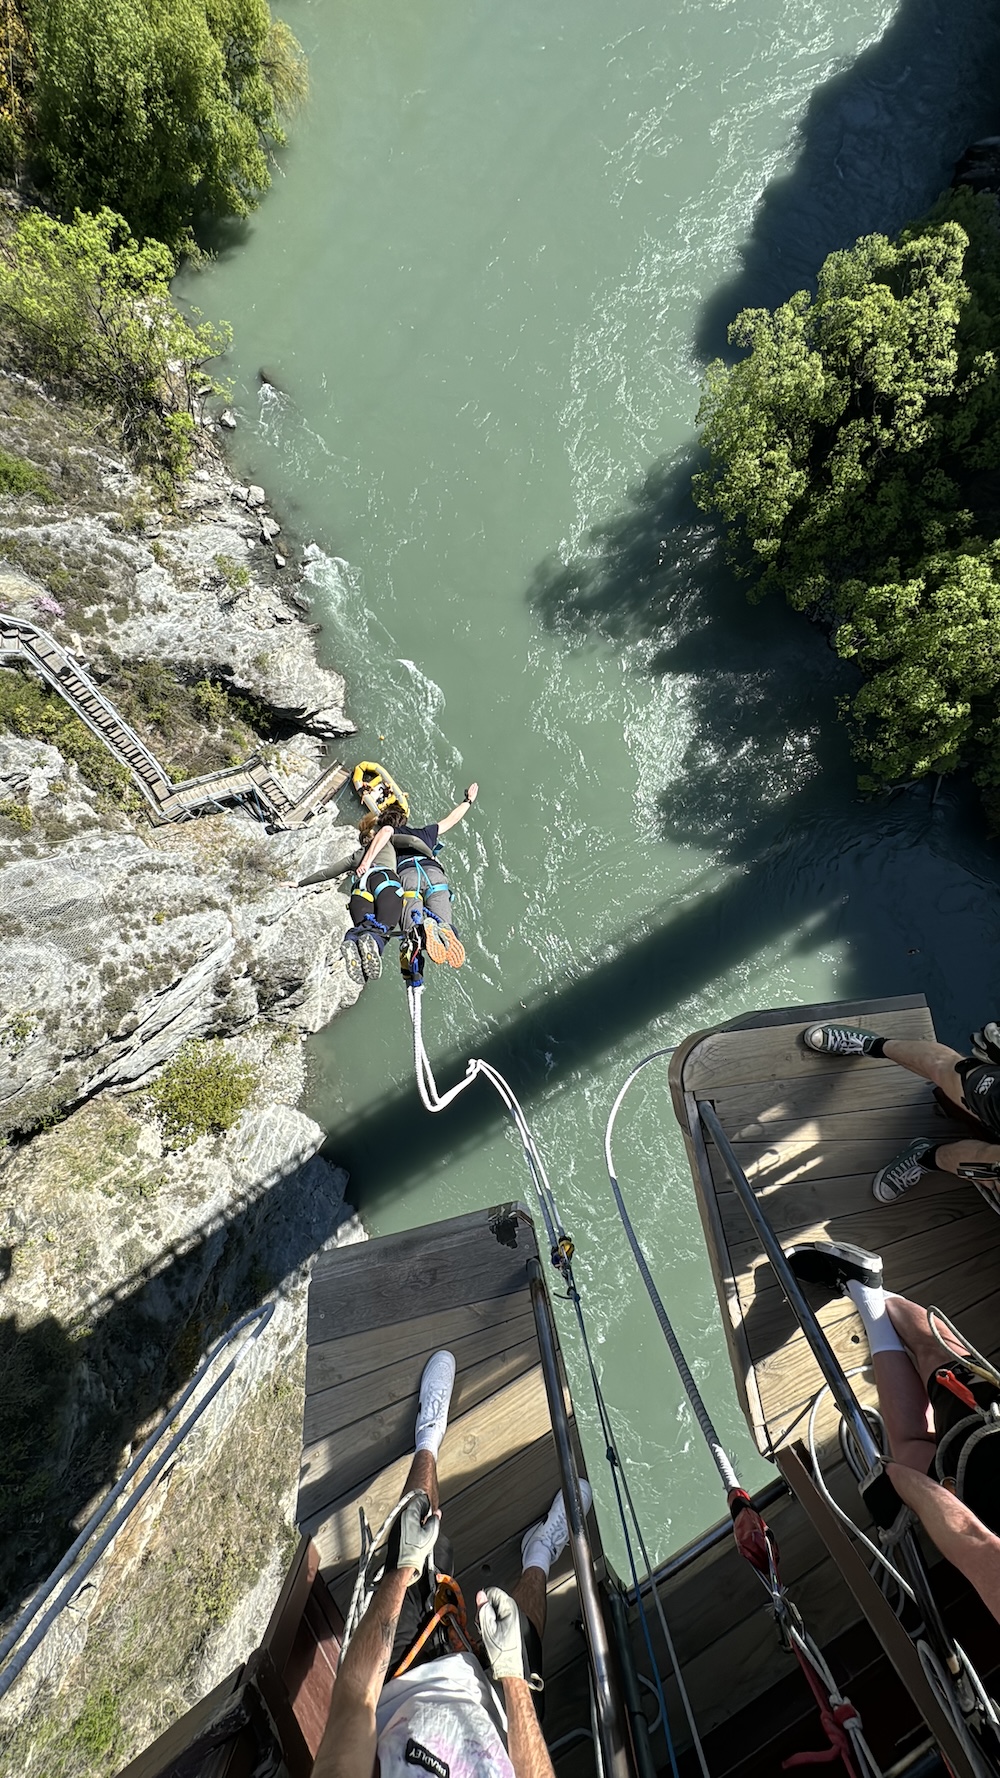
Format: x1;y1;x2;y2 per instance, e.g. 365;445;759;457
0;616;348;829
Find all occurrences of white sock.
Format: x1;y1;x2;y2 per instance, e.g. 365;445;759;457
415;1426;444;1457
845;1279;905;1356
521;1537;552;1578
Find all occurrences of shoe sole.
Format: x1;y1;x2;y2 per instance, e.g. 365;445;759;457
785;1240;882;1288
357;936;382;981
341;943;365;986
424;924;464;968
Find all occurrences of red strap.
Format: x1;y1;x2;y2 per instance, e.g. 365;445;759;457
936;1368;978;1411
782;1645;860;1778
729;1489;777;1578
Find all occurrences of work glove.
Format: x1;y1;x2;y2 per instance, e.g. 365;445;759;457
388;1491;441;1583
476;1588;542;1689
971;1022;1000;1065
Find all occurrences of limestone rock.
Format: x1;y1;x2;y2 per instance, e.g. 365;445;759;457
0;809;364;1137
218;409;238;430
246;485;266;509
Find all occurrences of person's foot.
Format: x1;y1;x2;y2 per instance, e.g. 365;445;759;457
784;1240;883;1293
357;931;382;980
414;1350;456;1456
341;938;365;986
423;918;465;968
872;1138;935;1204
520;1479;593;1576
802;1024;882;1056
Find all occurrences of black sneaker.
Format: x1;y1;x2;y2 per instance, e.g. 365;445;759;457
784;1240;883;1293
802;1024;881;1057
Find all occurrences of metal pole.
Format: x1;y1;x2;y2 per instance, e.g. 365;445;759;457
697;1099;883;1471
528;1261;636;1778
697;1100;963;1685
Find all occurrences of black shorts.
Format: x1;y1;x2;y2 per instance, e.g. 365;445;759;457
388;1534;545;1712
928;1358;1000;1534
955;1059;1000;1141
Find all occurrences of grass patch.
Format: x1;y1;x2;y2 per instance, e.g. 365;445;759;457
0;448;52;502
0;1363;303;1777
0;665;132;803
0;796;32;831
146;1040;259;1149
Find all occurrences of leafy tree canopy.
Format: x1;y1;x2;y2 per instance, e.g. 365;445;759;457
0;206;230;481
25;0;307;246
694;186;1000;812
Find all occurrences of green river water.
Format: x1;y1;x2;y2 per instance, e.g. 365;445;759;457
180;0;1000;1564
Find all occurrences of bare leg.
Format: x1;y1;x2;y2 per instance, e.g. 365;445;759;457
882;1038;966;1097
932;1137;1000;1178
401;1449;440;1510
870;1294;966;1472
511;1566;547;1640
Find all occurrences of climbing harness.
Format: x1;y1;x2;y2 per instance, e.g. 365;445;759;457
392;1574;474;1676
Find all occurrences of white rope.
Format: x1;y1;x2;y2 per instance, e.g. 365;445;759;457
342;1491;419;1655
405;991;707;1776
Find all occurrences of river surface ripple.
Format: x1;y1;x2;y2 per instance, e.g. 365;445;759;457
179;0;1000;1561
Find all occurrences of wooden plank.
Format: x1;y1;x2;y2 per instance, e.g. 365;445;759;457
648;1462;871;1670
301;1367;552;1563
304;1315;536;1444
300;1337;538;1498
310;1204;531;1284
312;1420;559;1585
682;1006;934;1093
710;1064;950;1129
729;1206;1000;1312
714;1169;970;1250
306;1298;535;1396
725;1188;993;1280
307;1216;535;1340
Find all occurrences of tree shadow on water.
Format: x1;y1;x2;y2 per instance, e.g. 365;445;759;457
697;0;1000;363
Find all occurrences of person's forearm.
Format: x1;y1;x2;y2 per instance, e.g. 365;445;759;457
502;1677;555;1778
356;825;393;876
313;1565;413;1777
888;1462;1000;1623
436;784;478;834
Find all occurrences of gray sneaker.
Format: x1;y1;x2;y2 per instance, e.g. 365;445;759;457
872;1139;934;1204
803;1024;881;1057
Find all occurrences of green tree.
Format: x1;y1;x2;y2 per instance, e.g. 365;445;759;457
694;187;1000;811
26;0;307;247
0;206;230;478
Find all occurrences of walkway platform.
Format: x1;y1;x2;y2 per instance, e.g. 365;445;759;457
658;994;1000;1776
669;994;999;1459
297;1203;605;1776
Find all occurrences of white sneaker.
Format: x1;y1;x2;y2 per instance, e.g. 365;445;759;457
521;1479;593;1575
414;1350;456;1455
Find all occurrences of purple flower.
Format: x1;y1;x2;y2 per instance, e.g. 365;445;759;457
33;595;65;618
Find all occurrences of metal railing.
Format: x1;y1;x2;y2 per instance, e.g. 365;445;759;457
696;1098;988;1745
0;1302;275;1703
527;1259;638;1778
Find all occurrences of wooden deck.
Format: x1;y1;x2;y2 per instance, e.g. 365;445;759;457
655;994;1000;1776
297;1202;602;1776
668;993;1000;1458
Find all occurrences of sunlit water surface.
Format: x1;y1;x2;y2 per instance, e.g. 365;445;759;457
179;0;1000;1563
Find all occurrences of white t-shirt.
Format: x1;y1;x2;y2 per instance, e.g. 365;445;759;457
374;1651;514;1778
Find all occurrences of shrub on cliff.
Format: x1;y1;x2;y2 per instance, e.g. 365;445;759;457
147;1039;259;1148
694;186;1000;804
26;0;307;248
0;207;230;480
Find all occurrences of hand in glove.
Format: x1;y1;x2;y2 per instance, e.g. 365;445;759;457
971;1022;1000;1066
390;1491;441;1582
476;1587;542;1689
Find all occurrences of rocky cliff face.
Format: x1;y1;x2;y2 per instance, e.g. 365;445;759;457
0;376;371;1756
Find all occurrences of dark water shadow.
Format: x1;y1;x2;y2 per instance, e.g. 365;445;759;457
697;0;1000;362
